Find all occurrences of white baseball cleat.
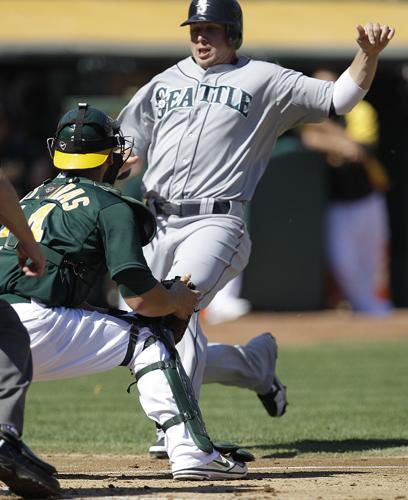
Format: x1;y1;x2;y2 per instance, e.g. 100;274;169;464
148;436;168;459
173;454;248;480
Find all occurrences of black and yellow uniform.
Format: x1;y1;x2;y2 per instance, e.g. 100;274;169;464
0;174;157;307
327;100;389;200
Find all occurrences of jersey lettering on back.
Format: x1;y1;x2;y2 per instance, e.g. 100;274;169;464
155;84;253;119
0;182;91;244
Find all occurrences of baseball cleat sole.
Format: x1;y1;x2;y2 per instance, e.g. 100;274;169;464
173;455;248;480
0;462;60;498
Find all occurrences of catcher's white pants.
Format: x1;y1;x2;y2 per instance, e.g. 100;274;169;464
11;301;219;472
141;212;277;397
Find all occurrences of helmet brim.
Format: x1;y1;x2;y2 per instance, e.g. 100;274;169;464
180;14;236;26
180;16;197;26
180;16;234;27
53;150;110;170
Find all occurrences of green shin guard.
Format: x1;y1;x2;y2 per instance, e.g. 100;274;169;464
134;326;255;462
134;330;213;453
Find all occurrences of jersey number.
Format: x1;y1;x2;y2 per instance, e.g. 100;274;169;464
0;203;56;243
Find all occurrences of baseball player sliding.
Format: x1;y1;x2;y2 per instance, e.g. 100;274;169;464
0;104;256;482
118;0;395;457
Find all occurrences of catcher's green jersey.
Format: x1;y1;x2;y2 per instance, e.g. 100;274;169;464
0;174;157;307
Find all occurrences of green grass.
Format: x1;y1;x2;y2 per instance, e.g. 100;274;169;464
25;340;408;458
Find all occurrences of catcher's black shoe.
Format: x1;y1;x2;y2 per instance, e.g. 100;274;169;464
257;376;288;417
0;431;60;498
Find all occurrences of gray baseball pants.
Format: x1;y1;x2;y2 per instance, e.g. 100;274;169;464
0;300;32;434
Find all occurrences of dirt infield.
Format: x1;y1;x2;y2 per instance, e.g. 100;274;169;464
51;454;408;500
1;310;408;499
203;308;408;347
1;454;406;500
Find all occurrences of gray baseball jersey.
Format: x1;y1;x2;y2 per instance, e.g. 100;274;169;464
118;56;333;202
117;55;334;399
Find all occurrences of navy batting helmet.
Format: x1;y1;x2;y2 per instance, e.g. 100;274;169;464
181;0;243;50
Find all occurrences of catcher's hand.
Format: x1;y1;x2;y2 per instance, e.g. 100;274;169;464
162;275;198;344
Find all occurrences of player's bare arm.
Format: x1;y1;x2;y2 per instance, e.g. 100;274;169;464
349;22;395;89
0;173;45;277
125;275;201;319
331;23;394;115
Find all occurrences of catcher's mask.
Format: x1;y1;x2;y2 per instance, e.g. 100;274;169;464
47;103;133;184
181;0;243;50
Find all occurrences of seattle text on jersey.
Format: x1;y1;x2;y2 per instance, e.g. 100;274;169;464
154;84;253;119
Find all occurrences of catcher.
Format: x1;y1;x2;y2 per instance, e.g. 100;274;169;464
0;104;254;481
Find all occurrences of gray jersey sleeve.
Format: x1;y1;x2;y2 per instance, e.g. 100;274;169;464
117;81;155;162
272;66;333;136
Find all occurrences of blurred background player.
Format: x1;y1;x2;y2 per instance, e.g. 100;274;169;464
0;169;60;498
299;69;392;314
117;0;394;456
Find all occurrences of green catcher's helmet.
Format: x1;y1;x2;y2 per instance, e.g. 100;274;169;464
48;103;127;171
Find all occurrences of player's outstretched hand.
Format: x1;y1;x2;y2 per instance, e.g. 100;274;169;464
356;23;395;55
16;240;45;278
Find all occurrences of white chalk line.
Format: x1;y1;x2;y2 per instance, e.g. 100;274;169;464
250;465;408;471
56;464;408;476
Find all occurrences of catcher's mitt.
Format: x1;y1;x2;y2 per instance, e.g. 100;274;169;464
162;276;196;344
